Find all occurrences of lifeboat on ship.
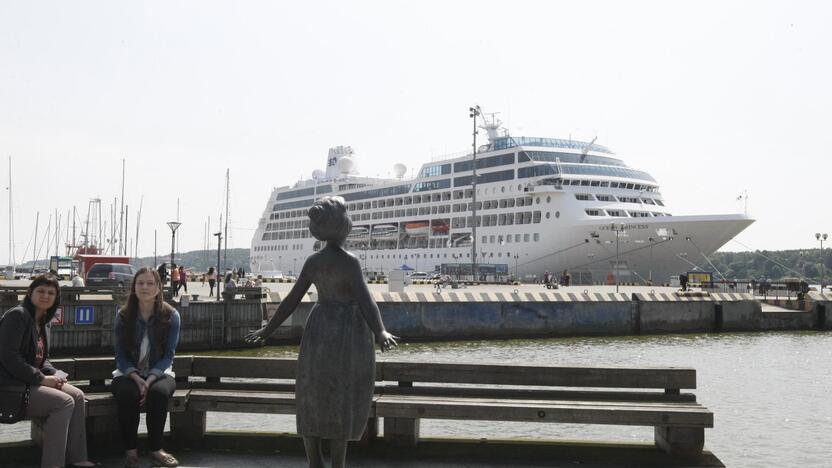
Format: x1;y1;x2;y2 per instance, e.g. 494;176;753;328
431;221;449;235
347;226;369;240
372;224;398;239
404;221;430;236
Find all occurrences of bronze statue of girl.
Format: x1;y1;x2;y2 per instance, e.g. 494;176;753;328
246;196;398;468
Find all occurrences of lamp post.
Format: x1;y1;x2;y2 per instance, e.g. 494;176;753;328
166;221;181;298
817;233;828;293
213;231;222;302
648;236;655;285
469;105;480;283
610;223;625;293
513;254;519;281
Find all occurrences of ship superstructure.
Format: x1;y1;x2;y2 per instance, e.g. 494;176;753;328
251;119;753;283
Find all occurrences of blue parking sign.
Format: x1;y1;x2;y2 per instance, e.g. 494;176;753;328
75;306;94;325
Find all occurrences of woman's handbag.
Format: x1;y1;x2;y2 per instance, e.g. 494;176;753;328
0;384;30;424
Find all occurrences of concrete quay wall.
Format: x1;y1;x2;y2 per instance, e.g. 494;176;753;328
2;286;829;355
262;290;830;344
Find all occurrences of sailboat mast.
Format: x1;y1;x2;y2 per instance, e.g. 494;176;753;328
224;169;229;267
55;209;59;257
134;195;143;259
119;158;125;256
8;156;14;269
30;212;39;273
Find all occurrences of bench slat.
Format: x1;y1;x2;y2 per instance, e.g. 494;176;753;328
379;361;696;389
187;389;298;414
379;385;697;403
85;389;189;416
375;395;713;427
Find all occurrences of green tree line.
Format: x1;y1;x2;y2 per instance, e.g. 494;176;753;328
708;249;830;282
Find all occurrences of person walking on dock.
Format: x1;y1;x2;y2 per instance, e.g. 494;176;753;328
177;266;188;295
170;264;180;296
206;267;216;297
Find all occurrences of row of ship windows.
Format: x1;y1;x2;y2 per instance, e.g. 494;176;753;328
559;179;657;191
360;250;530;260
271;179;659;217
575;194;664;205
254;243;305;252
585;209;670;217
265;210;547;235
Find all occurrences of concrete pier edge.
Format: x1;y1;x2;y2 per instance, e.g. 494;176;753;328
0;432;725;467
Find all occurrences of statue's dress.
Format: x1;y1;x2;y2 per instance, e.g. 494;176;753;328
295;300;375;440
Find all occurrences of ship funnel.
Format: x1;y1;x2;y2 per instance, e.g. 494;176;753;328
325;146;355;178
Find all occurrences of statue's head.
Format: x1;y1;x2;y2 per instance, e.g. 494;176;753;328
308;196;352;243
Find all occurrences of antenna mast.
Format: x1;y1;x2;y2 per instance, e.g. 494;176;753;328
224;169;230;267
8;156;15;268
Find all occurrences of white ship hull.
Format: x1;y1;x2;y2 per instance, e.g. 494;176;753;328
250;127;753;283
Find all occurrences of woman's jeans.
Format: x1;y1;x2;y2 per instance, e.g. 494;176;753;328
111;375;176;451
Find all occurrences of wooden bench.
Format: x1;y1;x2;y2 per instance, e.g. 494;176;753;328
28;357;192;446
22;356;713;457
375;361;712;456
171;357;712;456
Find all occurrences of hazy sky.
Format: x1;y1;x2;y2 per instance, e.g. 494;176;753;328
1;1;829;265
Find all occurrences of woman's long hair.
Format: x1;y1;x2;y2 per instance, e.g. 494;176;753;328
22;273;61;325
119;267;174;359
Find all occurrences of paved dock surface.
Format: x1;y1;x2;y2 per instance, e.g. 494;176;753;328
1;448;723;468
0;436;724;468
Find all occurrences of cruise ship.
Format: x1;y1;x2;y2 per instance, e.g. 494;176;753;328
251;117;753;284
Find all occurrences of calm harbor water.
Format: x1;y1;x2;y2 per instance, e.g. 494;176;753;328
2;331;830;467
198;331;832;467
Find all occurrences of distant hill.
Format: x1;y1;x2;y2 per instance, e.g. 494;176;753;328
131;248;251;273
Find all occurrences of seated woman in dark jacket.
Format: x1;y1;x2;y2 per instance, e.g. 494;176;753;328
111;267;181;468
0;274;98;468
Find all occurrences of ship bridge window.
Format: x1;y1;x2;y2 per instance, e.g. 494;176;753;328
277;187;315;201
655;200;665;206
420;164;452;178
642;198;656;205
619;196;640;203
453;153;515;173
518;165;558;179
413;179;451;192
585;209;604;216
454;169;515;187
575;194;594;201
343;184;411;202
316;185;332;194
606;210;626;217
273;199;314;212
595;194;615;202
